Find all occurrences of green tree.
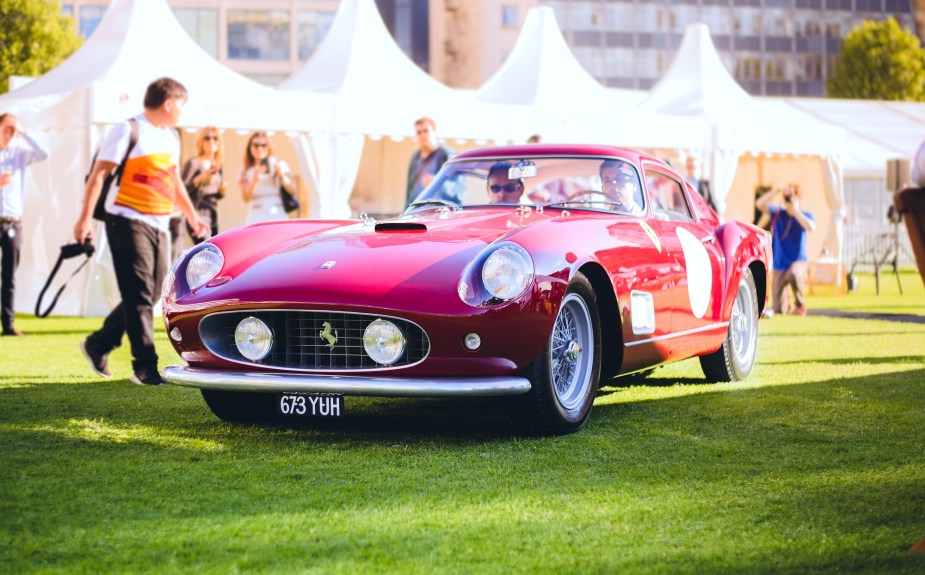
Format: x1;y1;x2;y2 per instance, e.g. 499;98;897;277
0;0;82;94
828;17;925;101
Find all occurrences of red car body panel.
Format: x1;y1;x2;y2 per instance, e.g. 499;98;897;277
163;145;771;388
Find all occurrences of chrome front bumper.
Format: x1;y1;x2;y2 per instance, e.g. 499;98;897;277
162;366;532;397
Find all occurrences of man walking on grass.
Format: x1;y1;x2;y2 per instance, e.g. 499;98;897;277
75;77;208;386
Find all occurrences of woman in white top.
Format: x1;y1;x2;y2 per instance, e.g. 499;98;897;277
239;131;296;224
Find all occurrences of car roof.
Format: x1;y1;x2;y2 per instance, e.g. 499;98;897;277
452;144;658;166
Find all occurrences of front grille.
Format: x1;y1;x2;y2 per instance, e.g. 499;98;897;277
199;310;430;371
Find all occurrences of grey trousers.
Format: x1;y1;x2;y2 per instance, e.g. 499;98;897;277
772;260;808;314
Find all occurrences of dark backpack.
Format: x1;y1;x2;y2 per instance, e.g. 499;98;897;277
89;118;139;221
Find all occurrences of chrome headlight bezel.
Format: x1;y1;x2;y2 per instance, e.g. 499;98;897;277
234;316;274;361
481;243;534;300
458;241;535;307
184;244;224;293
363;319;406;365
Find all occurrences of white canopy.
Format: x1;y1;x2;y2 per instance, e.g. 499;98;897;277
782;98;925;177
279;0;509;218
475;6;672;147
0;0;330;316
641;23;846;261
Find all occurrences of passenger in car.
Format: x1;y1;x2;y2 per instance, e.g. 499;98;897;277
486;162;524;205
600;160;642;214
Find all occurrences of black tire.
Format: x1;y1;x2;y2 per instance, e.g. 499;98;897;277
512;272;601;435
700;267;759;382
201;389;277;424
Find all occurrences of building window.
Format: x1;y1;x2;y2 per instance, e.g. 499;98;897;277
174;9;219;58
297;11;335;60
78;5;105;39
501;5;519;28
227;10;290;61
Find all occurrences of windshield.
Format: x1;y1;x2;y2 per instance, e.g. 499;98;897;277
407;156;645;215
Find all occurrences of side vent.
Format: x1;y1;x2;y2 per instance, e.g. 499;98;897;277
374;222;427;233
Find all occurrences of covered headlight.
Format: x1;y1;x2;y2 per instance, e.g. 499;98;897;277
234;317;274;361
481;243;534;300
363;319;405;365
185;244;224;291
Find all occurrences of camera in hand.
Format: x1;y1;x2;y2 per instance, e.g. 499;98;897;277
260;158;270;169
61;238;95;259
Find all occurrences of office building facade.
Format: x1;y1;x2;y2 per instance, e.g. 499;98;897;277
59;0;918;96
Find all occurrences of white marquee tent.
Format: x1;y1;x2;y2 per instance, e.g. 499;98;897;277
640;23;848;264
279;0;516;217
0;0;331;316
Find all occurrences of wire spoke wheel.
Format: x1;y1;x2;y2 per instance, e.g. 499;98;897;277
700;267;759;382
514;272;601;435
549;293;594;410
730;278;758;371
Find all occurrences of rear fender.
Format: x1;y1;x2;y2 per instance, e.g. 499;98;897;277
715;222;771;320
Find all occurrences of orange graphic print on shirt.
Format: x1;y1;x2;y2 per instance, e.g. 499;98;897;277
113;153;177;215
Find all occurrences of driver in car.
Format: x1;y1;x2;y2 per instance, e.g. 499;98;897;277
600;160;642;214
486;162;525;205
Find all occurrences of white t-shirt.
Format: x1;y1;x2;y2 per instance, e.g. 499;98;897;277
99;114;180;232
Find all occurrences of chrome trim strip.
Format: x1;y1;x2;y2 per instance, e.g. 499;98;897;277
162;366;532;397
624;322;728;348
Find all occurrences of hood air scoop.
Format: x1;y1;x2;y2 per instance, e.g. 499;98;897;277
375;222;427;233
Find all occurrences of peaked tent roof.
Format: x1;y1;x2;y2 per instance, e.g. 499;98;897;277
0;0;328;131
641;23;751;120
640;23;844;156
473;7;706;148
279;0;480;138
476;6;614;108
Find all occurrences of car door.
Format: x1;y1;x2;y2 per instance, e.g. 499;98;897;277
642;165;726;361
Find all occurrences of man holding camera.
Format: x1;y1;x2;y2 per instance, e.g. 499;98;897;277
74;78;207;386
0;113;49;336
757;183;816;316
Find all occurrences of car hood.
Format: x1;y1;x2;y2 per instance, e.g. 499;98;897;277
192;208;549;312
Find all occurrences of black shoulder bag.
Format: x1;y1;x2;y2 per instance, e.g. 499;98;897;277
34;241;96;318
91;118;139;221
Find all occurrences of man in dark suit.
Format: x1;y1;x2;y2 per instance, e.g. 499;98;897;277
685;155;717;214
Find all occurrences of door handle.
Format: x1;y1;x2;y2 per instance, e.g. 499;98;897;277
701;235;716;244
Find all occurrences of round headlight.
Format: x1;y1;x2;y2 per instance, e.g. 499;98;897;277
363;319;405;365
185;245;224;291
234;317;274;361
481;244;534;300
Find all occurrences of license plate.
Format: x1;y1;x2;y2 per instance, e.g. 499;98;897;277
277;394;344;417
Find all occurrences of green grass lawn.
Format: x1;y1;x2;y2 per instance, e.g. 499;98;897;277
1;272;924;574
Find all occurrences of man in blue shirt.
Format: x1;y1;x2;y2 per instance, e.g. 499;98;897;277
405;117;452;208
757;183;816;316
0;113;49;336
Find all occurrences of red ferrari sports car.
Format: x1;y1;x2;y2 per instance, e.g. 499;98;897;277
162;144;771;434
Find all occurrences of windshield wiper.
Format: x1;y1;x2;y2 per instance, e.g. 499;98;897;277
408;199;460;210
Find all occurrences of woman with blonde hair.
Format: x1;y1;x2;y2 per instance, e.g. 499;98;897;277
180;126;226;242
240;131;296;224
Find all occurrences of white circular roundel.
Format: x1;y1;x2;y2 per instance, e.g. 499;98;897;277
676;228;712;319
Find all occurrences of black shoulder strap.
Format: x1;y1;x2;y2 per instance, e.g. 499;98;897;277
115;118;139;184
34;252;91;318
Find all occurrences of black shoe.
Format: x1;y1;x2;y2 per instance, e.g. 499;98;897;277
2;326;23;336
80;339;111;378
130;366;164;386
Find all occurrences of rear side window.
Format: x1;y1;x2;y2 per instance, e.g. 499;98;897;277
644;170;693;222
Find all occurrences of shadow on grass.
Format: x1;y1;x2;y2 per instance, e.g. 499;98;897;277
3;365;924;443
761;355;925;366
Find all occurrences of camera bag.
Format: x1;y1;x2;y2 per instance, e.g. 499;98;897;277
35;241;96;318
